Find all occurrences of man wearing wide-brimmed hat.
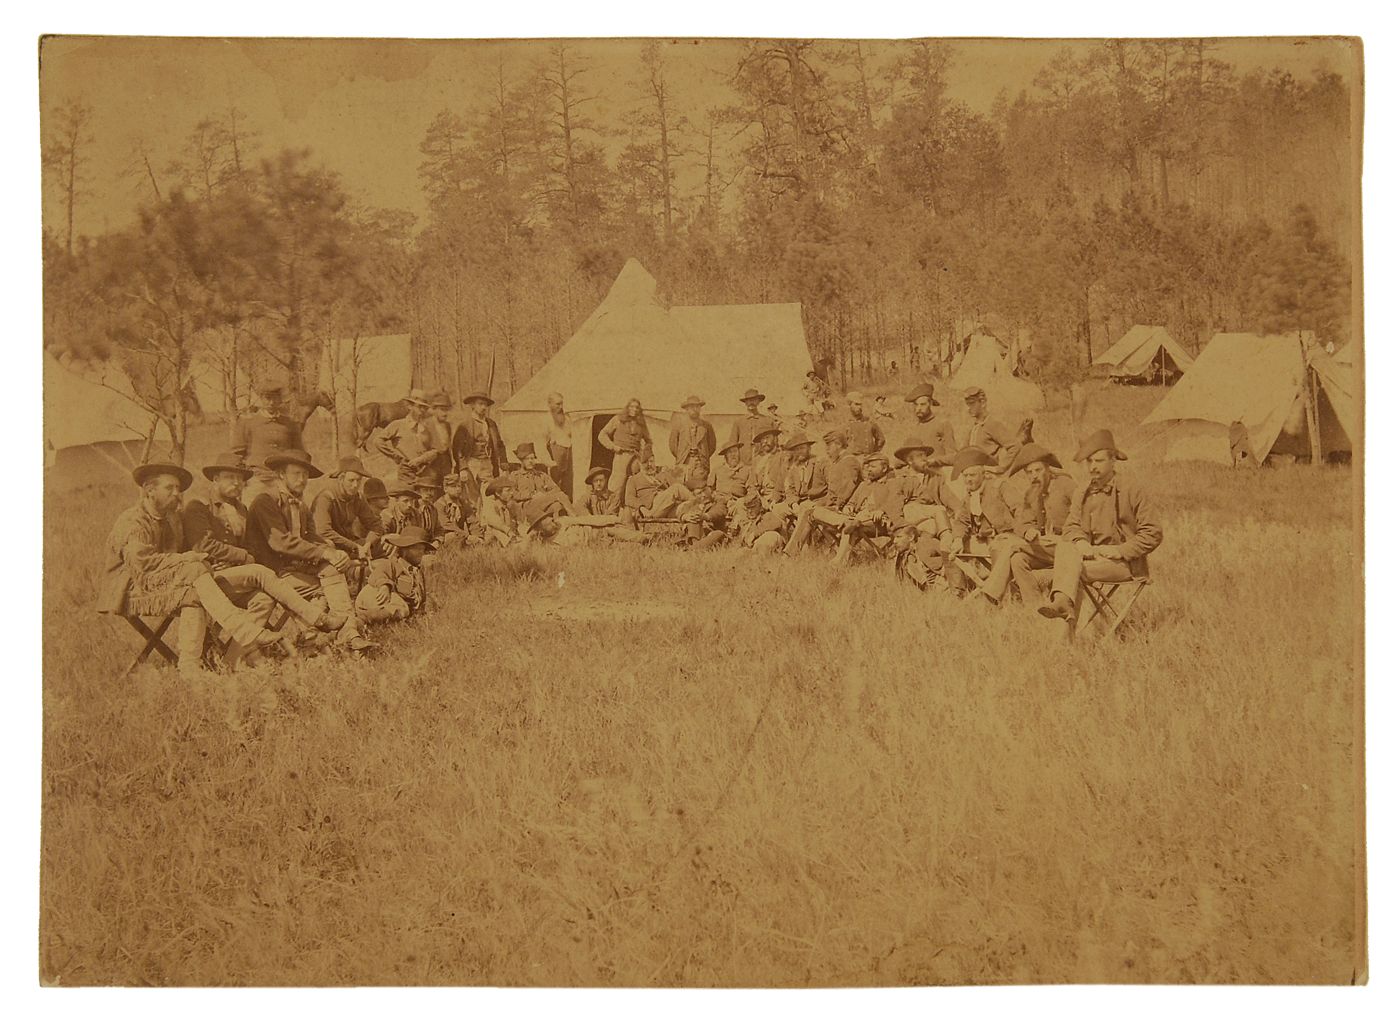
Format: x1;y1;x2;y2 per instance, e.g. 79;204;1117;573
376;388;451;490
478;474;520;546
904;382;956;466
620;446;693;527
452;389;508;486
979;443;1077;605
728;388;776;466
246;449;371;652
748;426;783;506
579;466;613;516
948;446;1014;555
509;441;573;512
310;455;383;561
669;395;716;471
891;435;956;539
827;453;913;565
355;525;435;623
99;462;300;678
230;380;305;506
1037;429;1163;622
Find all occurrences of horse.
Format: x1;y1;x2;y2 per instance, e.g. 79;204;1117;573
352;398;412;450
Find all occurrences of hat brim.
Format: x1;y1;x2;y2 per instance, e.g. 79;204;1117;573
384;534;437;549
134;463;194;491
740;393;767;404
462;394;496;406
265;455;323;479
1009;448;1064;475
201;464;254;481
893;445;936;461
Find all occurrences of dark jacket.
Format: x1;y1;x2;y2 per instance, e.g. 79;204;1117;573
182;492;255;568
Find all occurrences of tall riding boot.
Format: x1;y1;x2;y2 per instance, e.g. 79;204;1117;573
192;572;272;648
177;607;210;679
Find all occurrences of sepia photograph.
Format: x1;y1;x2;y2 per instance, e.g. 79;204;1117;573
39;33;1364;987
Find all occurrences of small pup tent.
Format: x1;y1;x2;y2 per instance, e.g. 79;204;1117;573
1137;332;1356;464
1092;325;1195;383
497;259;813;502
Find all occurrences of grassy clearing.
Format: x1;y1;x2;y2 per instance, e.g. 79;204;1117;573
40;393;1361;986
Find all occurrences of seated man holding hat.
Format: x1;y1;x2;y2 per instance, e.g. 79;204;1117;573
101;461;304;679
246;449;372;652
356;526;434;623
310;456;383;561
978;442;1077;605
1038;430;1163;621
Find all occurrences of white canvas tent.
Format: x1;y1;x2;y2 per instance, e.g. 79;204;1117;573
498;259;813;502
949;331;1044;411
1092;324;1194;382
44;350;170;482
1137;332;1356;464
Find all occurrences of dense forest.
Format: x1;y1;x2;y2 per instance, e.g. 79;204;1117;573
42;39;1355;458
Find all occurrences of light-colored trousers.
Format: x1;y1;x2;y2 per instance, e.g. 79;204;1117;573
1049;542;1134;603
282;563;362;642
983;535;1056;601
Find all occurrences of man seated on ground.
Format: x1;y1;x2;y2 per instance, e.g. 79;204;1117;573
355;526;434;623
182;451;345;664
979;443;1077;606
523;495;650;547
100;462;302;680
380;480;417;534
959;386;1022;473
434;472;477;546
478;475;519;546
579;466;613;516
412;479;445;540
904;383;957;466
1037;430;1163;622
310;456;383;562
246;449;372;653
361;478;391;536
843;391;885;456
620;447;694;528
748;428;784;508
780;428;861;556
510;442;574;513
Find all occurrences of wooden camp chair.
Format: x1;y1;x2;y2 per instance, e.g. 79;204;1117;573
1072;575;1151;642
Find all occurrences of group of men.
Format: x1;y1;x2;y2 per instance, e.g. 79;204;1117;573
100;375;1163;681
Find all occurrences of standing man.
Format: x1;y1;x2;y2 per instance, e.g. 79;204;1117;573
598;397;653;511
843;392;885;456
729;388;776;465
246;449;372;652
229;382;305;506
905;383;957;465
310;455;383;561
959;386;1020;473
452;390;508;492
543;391;574;498
376;389;451;490
669;395;717;471
1038;430;1163;621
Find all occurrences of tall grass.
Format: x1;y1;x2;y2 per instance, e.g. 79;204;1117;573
40;404;1361;986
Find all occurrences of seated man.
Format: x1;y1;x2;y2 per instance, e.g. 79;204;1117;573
382;480;418;534
693;440;751;543
620;447;693;527
1038;430;1163;621
944;447;1014;591
412;479;444;539
361;477;391;535
579;466;613;516
748;428;783;508
979;443;1077;605
183;450;344;663
893;436;956;538
831;453;911;565
434;472;477;545
478;475;520;546
246;449;371;652
355;525;434;623
511;442;573;512
523;495;649;546
310;456;383;562
100;462;293;679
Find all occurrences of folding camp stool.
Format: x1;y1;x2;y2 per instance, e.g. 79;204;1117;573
953;546;993;589
115;611;181;677
1072;577;1151;642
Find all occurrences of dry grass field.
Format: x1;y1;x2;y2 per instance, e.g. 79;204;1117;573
39;384;1363;986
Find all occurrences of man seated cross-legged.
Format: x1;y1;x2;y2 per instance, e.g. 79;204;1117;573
978;442;1077;606
101;462;300;680
1037;429;1163;622
246;449;373;653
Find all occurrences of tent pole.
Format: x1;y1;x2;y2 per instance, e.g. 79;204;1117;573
1302;335;1323;466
